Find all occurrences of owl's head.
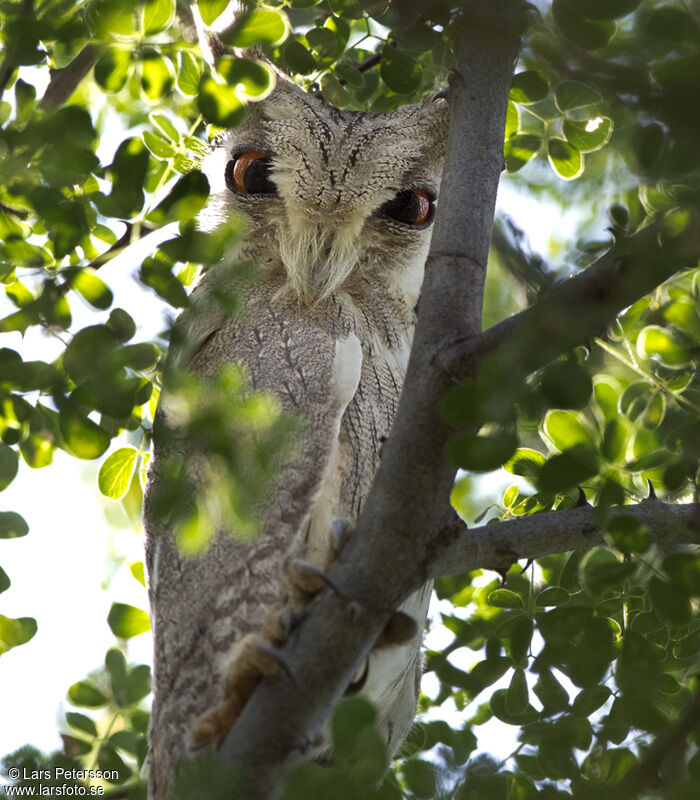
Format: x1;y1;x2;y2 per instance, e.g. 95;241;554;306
201;75;449;306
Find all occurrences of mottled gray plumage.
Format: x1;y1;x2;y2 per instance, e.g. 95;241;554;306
144;74;448;798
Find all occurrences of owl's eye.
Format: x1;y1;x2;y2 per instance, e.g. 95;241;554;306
379;188;434;227
225;151;277;195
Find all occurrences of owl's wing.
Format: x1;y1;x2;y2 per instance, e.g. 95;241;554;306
143;285;362;798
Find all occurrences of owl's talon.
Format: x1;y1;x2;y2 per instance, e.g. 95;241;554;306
287;557;338;595
262;603;300;644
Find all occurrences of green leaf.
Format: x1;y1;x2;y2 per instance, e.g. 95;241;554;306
490;688;538;725
648;576;691;625
67;680;108;707
97;745;131;784
504;134;541;172
108;602;151;638
601;419;628;463
0;444;19;491
487;589;523;609
130;561;146;586
447;430;517;472
197;0;228;25
198;76;246;128
548;138;583;180
66;712;98;738
225;8;289;48
332;696;376;757
99;448;138;499
125;664;151;703
580;547;634;595
107;309;137;343
401;759;437;799
380;45;422;95
283;40;316;75
177;52;201;96
554;81;603;112
143;130;176;159
540;361;592;408
506;668;529;715
663;553;700;596
538;447;598;492
533;668;569;713
139;50;174;100
147;171;210;224
572;685;611;717
504;448;546;479
69;269;114;310
536;587;570;607
510;70;549;104
543;410;596;451
142;0;175;35
552;0;615;49
0;567;10;594
505;100;519;139
306;26;337;57
619;381;648;419
140;255;189;308
0;511;29;538
94;46;132;93
59;408;110;461
637;325;692;368
607;514;650;554
321;74;350;108
563;117;613;153
216;56;273;99
0;615;37;654
576;0;640;19
150;113;180;142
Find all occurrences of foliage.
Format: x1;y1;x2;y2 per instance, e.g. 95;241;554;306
0;1;698;799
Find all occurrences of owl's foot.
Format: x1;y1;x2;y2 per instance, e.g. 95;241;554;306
191;633;284;747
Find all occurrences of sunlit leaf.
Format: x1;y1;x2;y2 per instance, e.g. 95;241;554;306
548;138;583;180
510;70;548;104
554;81;603;112
225;7;289;48
108;603;151;638
99;448;139;499
142;0;175;35
197;0;228;25
198;76;246;127
504;134;541;172
0;615;37;654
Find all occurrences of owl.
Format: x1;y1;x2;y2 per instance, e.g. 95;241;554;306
143;64;449;798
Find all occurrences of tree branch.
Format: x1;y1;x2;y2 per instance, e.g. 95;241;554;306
445;218;691;382
39;44;100;111
430;500;700;579
218;3;525;796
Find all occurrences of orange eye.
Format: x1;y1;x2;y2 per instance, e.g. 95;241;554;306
412;188;431;226
378;187;435;227
225;151;277;195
